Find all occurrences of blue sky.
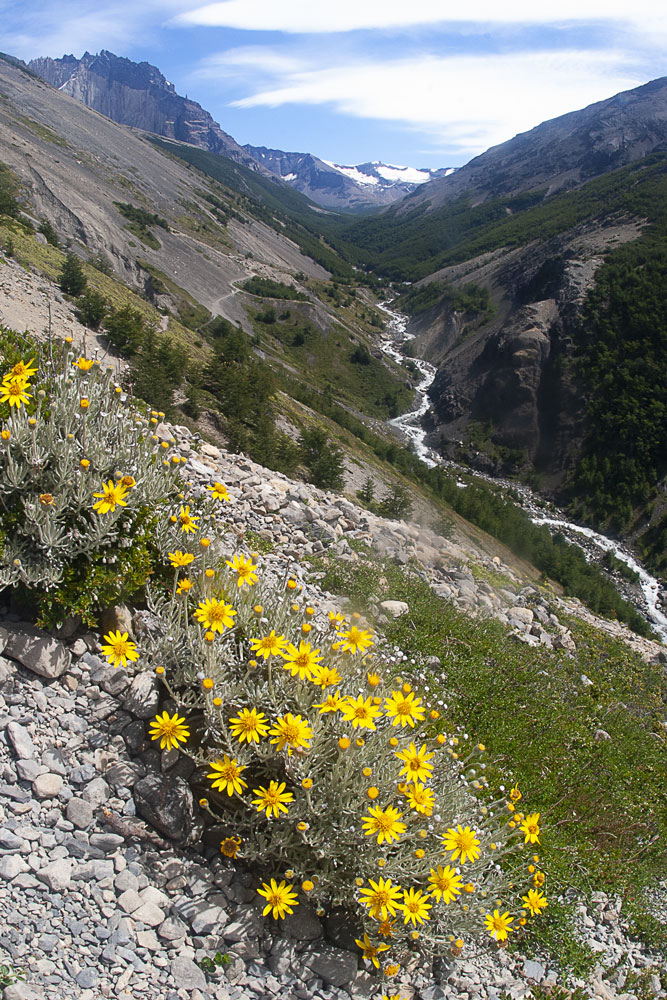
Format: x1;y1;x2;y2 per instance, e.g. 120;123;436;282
2;1;665;168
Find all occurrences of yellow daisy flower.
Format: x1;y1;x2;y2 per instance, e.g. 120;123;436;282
339;694;383;730
207;481;230;502
99;630;139;669
229;707;269;744
207;755;248;796
358;876;403;920
257;879;299;919
252;781;294;819
384;690;426;728
269;713;313;755
441;825;481;865
428;865;464;904
484;909;514;941
226;553;258;588
92;479;129;515
193;598;236;634
362;804;406;845
149;711;190;750
395;742;434;782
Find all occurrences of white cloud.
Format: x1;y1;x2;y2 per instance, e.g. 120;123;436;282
222;48;643;157
2;1;184;61
176;0;667;35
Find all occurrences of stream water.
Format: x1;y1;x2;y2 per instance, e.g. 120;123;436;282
378;302;667;643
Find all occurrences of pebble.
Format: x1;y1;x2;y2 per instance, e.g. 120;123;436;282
32;773;63;799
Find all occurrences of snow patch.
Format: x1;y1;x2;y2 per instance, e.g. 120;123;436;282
323;160;379;186
283;172;297;181
375;164;432;184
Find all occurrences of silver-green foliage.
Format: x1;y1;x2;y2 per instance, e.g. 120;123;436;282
0;349;182;592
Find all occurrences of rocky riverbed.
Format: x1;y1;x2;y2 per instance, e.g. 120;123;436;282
0;423;665;1000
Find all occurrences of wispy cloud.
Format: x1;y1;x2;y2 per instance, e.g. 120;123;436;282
2;0;184;61
176;0;667;36
210;47;642;157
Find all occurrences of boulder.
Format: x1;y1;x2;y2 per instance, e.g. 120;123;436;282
133;773;202;843
123;672;160;719
3;624;70;679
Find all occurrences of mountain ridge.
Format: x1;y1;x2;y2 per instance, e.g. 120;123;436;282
243;143;453;210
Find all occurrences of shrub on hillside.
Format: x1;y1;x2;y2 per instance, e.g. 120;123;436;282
0;337;182;625
132;509;546;973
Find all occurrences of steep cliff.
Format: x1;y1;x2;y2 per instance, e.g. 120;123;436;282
28;50;269;174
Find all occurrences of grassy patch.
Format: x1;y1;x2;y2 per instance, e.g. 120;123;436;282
312;550;667;957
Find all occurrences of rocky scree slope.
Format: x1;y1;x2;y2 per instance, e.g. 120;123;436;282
0;427;665;1000
0;58;329;323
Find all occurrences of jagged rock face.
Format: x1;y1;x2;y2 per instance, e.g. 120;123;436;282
418;220;643;481
404;75;667;212
244;144;452;211
28;51;266;173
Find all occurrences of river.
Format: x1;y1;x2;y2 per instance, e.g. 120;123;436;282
378;301;667;643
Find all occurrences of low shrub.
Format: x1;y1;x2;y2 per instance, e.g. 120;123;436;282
132;504;546;972
0;337;182;625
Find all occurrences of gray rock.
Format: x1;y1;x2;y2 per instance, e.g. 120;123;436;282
117;888;143;913
170;956;207;991
420;988;448;1000
36;858;72;892
379;600;410;618
0;829;24;849
81;777;109;806
32;773;63;799
4;986;45;1000
303;943;358;986
280;903;323;941
99;603;134;639
89;832;124;851
76;969;99;989
6;721;36;760
66;798;94;829
183;899;228;935
157;916;187;941
16;759;44;781
523;960;545;982
132;901;165;926
0;654;14;683
222;902;264;941
133;773;202;843
123;672;160;719
41;748;68;775
0;856;28;879
105;760;143;788
3;624;70;678
38;934;59;954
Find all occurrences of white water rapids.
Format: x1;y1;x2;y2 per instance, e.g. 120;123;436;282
378;301;667;642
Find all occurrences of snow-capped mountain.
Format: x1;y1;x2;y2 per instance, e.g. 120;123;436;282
244;145;455;211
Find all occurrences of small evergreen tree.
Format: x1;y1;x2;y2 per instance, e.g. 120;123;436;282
59;253;87;296
299;428;345;491
38;219;60;247
75;289;108;330
378;484;412;520
103;305;152;356
356;476;376;505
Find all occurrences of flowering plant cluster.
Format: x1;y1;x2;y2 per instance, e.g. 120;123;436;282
0;340;182;624
131;495;548;980
2;337;547;989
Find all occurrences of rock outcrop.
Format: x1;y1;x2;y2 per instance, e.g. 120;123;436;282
28;51;267;175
